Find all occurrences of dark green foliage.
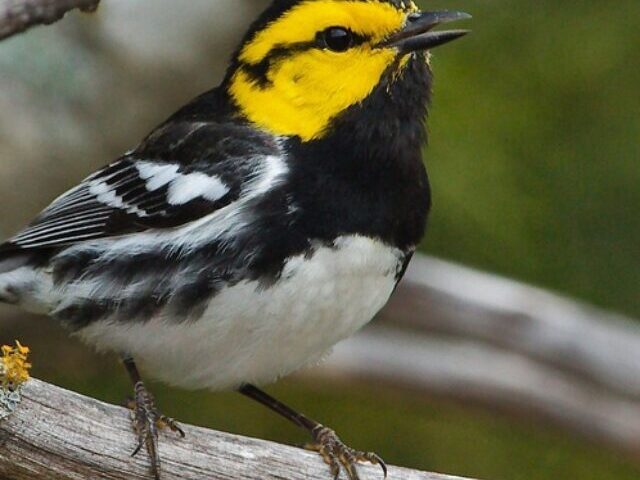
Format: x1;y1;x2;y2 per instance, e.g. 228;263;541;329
422;0;640;316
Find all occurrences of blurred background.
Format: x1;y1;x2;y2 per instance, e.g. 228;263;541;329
1;0;639;479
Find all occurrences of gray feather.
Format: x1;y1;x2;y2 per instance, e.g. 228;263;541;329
0;253;30;274
0;252;32;304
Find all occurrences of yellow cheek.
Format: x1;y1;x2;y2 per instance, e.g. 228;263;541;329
230;48;396;141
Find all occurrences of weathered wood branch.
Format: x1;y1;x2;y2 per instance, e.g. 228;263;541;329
0;378;470;480
0;0;100;41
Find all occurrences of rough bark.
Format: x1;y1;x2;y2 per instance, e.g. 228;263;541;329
0;378;470;480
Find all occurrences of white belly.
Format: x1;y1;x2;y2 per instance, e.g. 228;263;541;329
77;235;403;390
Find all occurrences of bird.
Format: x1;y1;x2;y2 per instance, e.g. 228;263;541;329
0;0;469;478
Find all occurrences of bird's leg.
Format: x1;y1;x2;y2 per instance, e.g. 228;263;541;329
122;356;185;480
239;384;387;480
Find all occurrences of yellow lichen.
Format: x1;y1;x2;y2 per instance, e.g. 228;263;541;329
0;341;31;389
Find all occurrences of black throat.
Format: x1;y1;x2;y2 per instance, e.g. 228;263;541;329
285;55;433;251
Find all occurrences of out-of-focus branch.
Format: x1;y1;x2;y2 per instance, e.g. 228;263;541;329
0;378;470;480
385;255;640;400
0;0;100;41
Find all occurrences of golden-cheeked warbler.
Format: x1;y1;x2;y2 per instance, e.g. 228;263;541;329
0;0;469;478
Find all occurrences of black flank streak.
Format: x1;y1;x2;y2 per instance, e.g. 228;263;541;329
55;301;112;330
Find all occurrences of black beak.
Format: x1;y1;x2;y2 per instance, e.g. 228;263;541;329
381;11;471;53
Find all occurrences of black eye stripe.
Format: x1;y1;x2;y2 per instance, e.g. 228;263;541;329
241;41;316;87
240;31;366;87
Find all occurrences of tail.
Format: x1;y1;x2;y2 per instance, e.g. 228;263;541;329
0;243;36;304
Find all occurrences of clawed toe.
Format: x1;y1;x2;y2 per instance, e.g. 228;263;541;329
305;425;387;480
128;381;185;480
238;385;387;480
157;413;186;437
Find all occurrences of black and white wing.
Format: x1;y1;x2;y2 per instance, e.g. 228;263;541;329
7;158;230;249
1;120;280;251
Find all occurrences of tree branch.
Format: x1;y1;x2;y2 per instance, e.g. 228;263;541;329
0;378;470;480
385;255;640;400
0;0;100;41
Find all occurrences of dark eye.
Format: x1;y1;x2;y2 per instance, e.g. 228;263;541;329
319;27;353;52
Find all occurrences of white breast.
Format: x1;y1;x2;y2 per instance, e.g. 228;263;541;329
77;235;404;390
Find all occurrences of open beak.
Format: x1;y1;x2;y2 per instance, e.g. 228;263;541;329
381;10;471;53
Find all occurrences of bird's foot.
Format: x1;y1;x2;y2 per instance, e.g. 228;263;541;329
127;381;185;480
305;425;387;480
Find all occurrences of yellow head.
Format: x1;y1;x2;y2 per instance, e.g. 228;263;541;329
226;0;470;141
